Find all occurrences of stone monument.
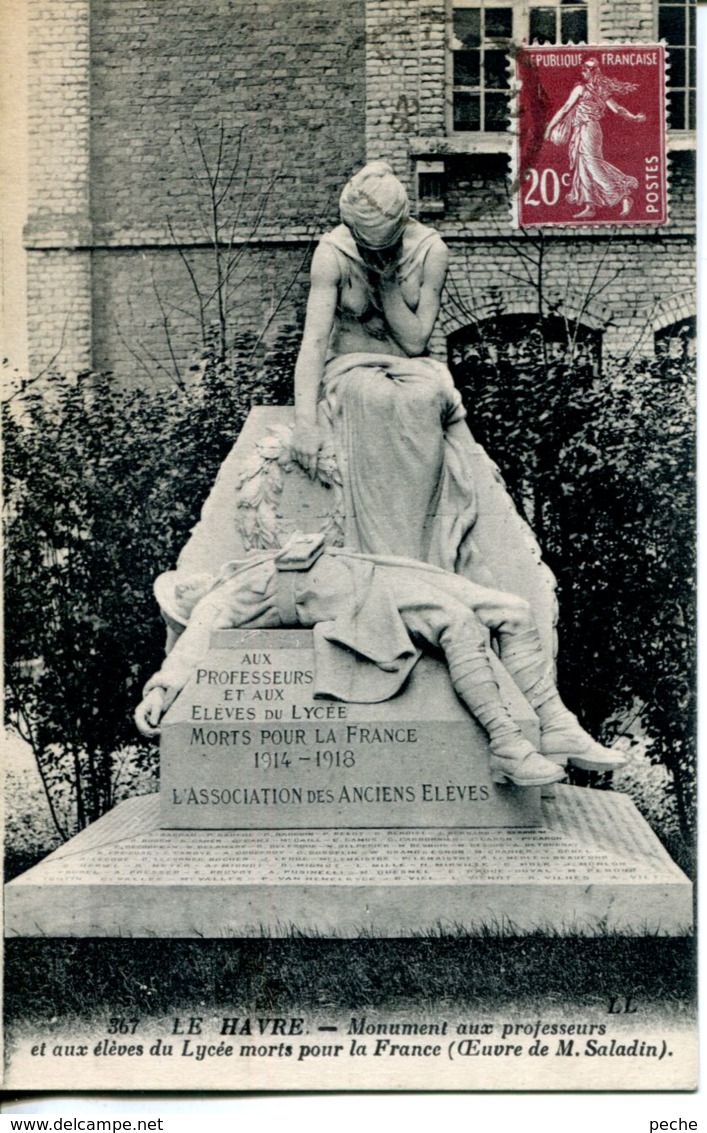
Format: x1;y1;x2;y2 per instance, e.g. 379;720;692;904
160;630;543;831
5;407;693;937
7;161;693;940
156;405;557;830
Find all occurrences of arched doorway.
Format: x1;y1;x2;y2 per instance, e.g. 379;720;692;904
655;316;696;362
448;313;602;559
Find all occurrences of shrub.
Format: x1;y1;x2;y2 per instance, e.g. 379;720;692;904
3;330;297;845
453;328;696;849
559;354;696;849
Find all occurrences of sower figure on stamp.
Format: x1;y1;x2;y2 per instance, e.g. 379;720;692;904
544;59;646;220
135;534;627;787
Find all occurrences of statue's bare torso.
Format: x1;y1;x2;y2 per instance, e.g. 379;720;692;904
322;221;441;359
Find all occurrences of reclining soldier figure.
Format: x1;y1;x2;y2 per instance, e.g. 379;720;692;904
135;533;627;788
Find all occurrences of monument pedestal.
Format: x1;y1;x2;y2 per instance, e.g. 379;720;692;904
5;787;692;937
160;628;543;830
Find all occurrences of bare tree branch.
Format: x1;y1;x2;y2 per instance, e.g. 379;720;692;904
216;126;245;208
246;220;321;362
148;263;184;385
119;297;184;387
178;129;212;241
166;216;208;347
7;681;71;843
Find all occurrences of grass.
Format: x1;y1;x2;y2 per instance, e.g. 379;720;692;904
4;934;696;1028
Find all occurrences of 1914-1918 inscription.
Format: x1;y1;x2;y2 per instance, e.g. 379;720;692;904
159;630;542;830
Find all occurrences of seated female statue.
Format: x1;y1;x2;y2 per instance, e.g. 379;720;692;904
290;160;484;578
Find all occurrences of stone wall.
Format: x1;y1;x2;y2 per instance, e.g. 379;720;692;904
26;0;91;238
434;228;695;359
24;0;695;381
425;150;696;356
365;0;446;179
90;244;311;381
25;0;92;373
26;0;365;380
599;0;656;42
89;0;365;242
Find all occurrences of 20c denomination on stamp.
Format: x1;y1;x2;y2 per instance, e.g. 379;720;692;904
513;44;667;228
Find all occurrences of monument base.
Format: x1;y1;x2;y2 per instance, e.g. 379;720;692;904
5;786;691;937
160;629;544;831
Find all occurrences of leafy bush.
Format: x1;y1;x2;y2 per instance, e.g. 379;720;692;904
560;354;696;854
452;325;696;850
3;330;297;846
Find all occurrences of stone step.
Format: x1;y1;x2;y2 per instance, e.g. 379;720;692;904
5;788;692;938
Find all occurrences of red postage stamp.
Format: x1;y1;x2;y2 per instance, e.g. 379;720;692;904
513;44;667;228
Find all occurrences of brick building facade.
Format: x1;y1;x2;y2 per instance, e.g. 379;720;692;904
25;0;695;381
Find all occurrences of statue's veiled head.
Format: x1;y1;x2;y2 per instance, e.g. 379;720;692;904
339;160;410;251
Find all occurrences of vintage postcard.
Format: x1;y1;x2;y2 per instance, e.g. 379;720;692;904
1;0;697;1095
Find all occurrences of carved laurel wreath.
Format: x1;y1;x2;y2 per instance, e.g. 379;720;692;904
233;424;345;551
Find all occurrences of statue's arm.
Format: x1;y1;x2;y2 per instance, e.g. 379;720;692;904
544;83;582;137
291;242;341;478
605;97;645;122
134;589;231;735
377;238;449;356
135;686;166;737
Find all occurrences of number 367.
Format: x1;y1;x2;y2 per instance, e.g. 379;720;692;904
523;167;571;206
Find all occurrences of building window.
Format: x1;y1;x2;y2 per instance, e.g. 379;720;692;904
451;1;513;132
659;0;696;131
417;160;447;214
450;1;590;133
528;0;588;44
